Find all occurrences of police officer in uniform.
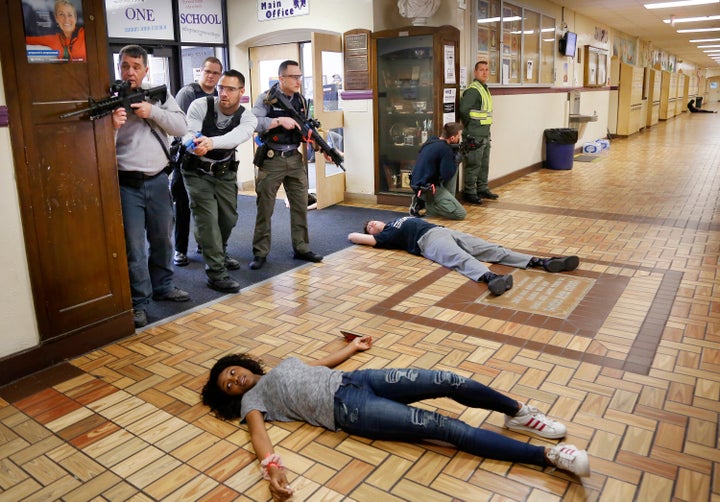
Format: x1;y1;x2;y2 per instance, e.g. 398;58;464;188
249;59;323;270
459;60;499;204
181;69;257;293
172;56;223;266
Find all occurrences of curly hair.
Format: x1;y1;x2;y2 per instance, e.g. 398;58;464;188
201;353;265;420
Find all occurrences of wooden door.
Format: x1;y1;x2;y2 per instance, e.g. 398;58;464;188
0;0;132;372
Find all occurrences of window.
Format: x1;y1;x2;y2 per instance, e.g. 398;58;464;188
475;1;555;85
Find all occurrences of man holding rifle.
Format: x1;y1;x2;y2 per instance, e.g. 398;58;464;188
112;44;191;328
249;59;323;270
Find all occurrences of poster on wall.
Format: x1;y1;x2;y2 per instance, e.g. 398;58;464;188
443;88;456;125
257;0;309;21
179;0;223;44
444;45;456;84
105;0;175;40
24;0;86;63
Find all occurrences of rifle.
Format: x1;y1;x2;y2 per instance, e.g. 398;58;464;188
265;86;345;171
59;80;168;120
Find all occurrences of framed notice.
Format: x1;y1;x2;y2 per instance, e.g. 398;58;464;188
179;0;224;44
343;29;372;90
105;0;175;40
444;45;456;84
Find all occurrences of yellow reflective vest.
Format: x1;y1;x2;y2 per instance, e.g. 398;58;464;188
464;80;493;126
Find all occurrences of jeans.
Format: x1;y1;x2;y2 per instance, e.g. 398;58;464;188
333;368;548;466
119;172;175;308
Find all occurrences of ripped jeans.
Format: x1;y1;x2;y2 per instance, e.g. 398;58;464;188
333;368;548;466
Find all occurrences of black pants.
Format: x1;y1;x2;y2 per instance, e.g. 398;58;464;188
170;167;191;254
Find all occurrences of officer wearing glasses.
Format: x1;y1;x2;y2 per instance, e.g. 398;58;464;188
249;59;323;270
172;57;223;268
180;70;257;294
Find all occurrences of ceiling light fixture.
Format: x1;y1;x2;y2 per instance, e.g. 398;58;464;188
689;37;720;41
677;27;720;32
645;0;719;9
663;15;720;23
697;44;720;47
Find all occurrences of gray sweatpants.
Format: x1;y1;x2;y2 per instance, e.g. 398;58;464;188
417;227;532;281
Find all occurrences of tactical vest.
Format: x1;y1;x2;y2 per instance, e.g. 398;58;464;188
201;96;245;161
463;80;493;125
261;83;307;145
190;82;216;100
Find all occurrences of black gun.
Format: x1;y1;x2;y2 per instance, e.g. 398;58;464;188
59;80;168;120
265;86;345;171
455;134;480;155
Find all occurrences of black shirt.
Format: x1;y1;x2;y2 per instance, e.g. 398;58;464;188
373;217;437;255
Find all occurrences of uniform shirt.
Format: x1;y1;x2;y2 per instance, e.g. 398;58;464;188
240;358;343;431
372;217;437;256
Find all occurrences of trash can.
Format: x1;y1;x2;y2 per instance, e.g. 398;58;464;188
695;96;704;108
544;128;578;170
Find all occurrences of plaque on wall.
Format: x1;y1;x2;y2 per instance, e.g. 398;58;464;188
343;29;372;90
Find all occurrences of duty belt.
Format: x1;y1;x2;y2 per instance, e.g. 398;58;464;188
267;148;299;159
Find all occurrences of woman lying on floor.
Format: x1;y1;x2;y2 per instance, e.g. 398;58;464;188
201;335;590;501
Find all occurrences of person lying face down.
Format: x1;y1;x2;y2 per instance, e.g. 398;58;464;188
202;335;590;501
348;217;579;296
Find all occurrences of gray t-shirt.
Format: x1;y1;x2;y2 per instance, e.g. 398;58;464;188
240;358;343;431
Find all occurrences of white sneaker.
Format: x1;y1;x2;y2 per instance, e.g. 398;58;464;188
546;443;590;477
504;404;567;439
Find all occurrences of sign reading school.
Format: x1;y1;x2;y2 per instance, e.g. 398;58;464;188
257;0;309;21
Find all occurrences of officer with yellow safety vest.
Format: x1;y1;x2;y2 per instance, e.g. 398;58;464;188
459;61;499;204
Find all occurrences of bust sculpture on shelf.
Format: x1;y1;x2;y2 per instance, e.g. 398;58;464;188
397;0;441;26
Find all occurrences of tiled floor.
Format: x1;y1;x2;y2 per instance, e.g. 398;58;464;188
1;110;719;501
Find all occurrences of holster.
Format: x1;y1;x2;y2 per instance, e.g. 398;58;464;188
253;144;269;168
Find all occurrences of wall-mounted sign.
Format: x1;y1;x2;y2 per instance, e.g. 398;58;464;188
24;0;87;63
257;0;309;22
105;0;175;40
179;0;223;44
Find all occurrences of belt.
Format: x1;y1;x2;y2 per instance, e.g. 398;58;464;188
267;148;299;159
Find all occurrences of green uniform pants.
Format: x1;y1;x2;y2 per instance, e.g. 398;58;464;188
183;168;238;280
252;152;310;257
421;170;466;220
462;136;491;195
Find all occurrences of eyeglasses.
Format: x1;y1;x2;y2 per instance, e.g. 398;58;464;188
203;69;222;76
217;85;241;93
281;74;303;80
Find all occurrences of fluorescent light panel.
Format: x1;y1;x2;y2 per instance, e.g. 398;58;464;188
690;37;720;41
645;0;719;9
663;15;720;23
678;27;720;32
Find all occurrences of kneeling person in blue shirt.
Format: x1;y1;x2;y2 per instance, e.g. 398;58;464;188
409;122;466;220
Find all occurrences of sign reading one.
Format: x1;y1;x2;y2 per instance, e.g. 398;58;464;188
105;0;175;40
257;0;309;22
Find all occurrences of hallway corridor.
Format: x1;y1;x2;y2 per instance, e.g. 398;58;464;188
0;109;718;501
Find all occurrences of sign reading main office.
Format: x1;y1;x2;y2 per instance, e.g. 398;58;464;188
257;0;309;21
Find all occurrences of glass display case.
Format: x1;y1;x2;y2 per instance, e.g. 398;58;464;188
372;26;460;202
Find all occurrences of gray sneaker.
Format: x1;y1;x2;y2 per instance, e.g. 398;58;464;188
173;251;189;266
224;256;241;270
133;309;147;328
153;287;190;302
546;443;590;477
